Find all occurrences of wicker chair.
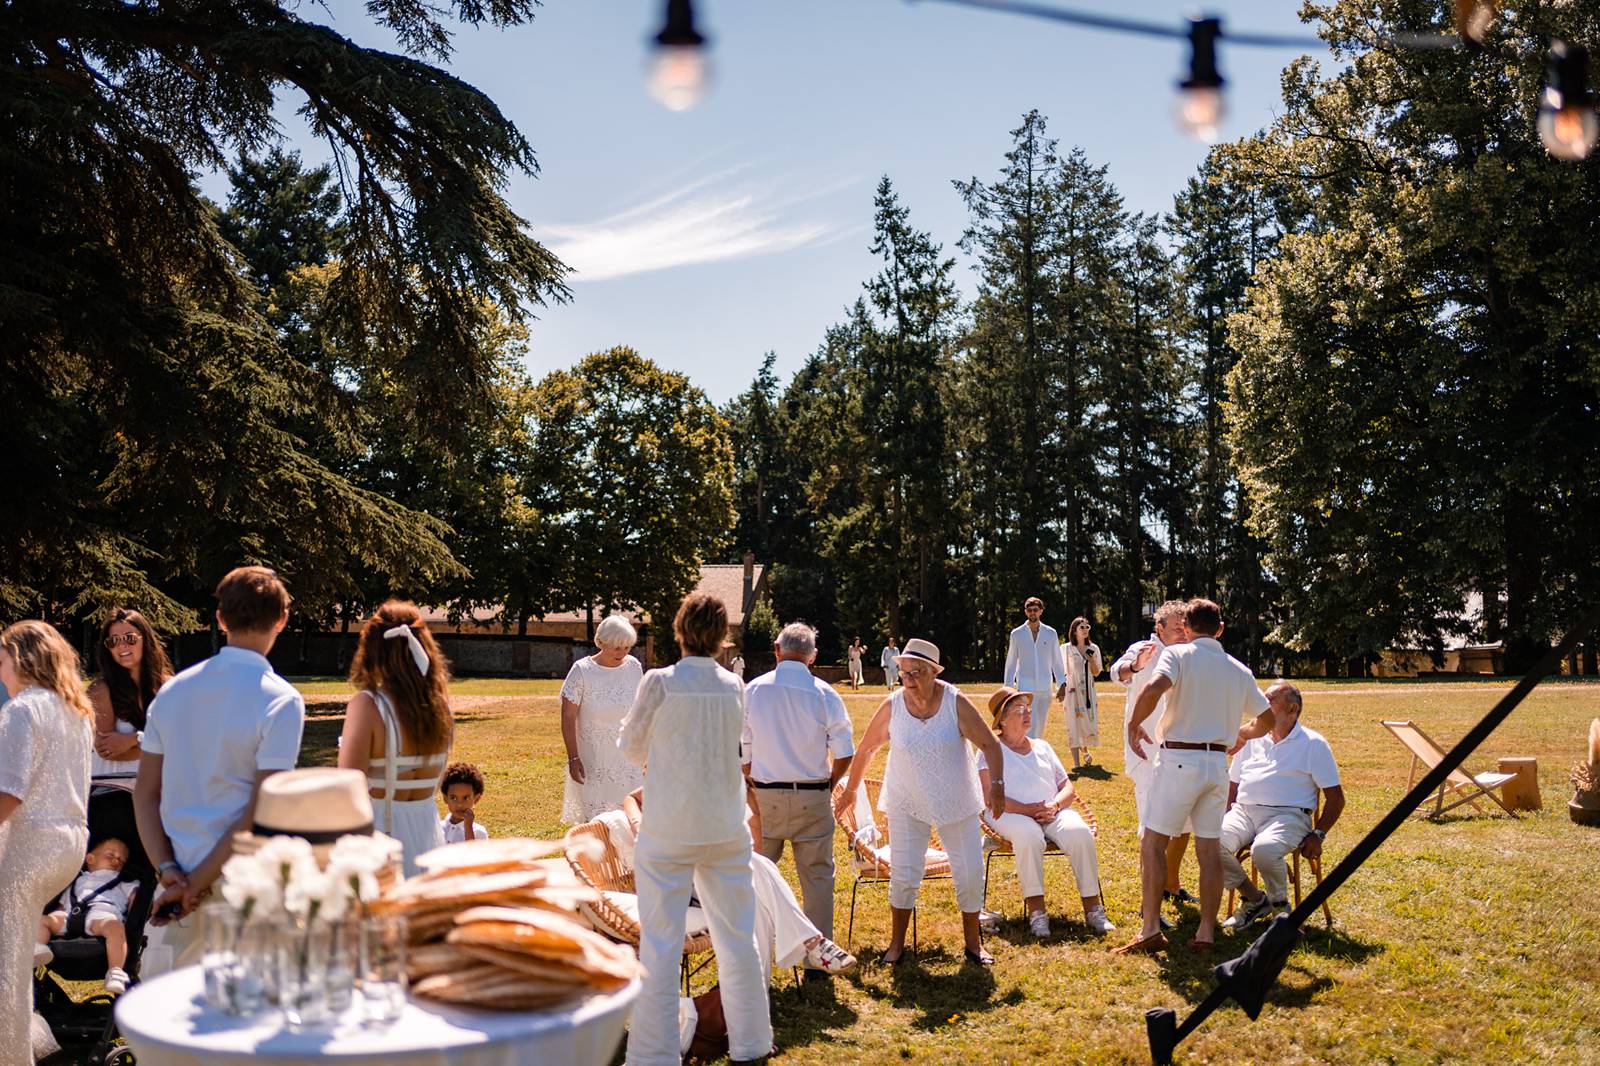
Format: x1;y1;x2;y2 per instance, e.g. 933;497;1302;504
978;791;1101;915
832;777;952;949
563;818;716;992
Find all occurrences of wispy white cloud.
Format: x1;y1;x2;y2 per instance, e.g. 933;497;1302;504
539;171;855;283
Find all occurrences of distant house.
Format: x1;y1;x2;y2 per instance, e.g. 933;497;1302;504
417;553;770;668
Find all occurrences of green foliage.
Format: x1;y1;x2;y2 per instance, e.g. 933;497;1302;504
1223;0;1600;669
1;2;563;633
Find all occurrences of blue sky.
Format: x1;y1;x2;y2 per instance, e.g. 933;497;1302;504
230;2;1324;402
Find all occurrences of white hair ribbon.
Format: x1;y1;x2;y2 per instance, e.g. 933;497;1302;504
383;624;431;677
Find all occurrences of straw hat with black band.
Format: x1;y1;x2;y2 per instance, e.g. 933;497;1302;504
986;687;1034;731
891;637;945;675
231;767;401;873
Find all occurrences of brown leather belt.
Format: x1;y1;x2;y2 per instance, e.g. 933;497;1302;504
1161;741;1227;752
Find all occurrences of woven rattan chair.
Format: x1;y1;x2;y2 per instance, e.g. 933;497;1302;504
563;818;715;992
832;777;951;949
978;791;1100;915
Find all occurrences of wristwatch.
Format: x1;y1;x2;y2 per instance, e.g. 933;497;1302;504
157;860;182;877
1308;828;1326;840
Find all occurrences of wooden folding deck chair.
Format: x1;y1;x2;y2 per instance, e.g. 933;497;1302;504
832;777;951;950
1381;719;1519;819
978;791;1100;916
563;818;715;993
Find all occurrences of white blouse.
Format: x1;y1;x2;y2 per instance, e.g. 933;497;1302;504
617;657;747;846
879;682;984;826
977;739;1069;806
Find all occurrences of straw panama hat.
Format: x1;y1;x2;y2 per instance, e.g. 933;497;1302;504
892;638;944;674
232;767;400;862
986;686;1033;727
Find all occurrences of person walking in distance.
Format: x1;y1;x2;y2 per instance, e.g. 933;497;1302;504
1003;597;1066;741
741;622;855;982
846;636;865;691
1116;599;1269;956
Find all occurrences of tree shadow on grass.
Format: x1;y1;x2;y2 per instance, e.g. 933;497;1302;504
855;950;1023;1031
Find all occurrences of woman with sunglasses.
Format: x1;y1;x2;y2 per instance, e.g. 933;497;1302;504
87;609;173;791
1062;616;1102;769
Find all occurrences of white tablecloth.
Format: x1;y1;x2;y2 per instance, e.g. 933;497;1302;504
115;967;639;1066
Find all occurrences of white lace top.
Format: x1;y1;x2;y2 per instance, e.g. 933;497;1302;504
878;681;984;826
560;654;645;822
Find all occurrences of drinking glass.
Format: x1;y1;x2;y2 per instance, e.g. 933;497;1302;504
359;913;408;1025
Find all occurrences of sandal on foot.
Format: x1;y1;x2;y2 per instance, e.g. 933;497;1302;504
963;947;994;966
877;948;906;966
1111;931;1168;956
1186;938;1215;954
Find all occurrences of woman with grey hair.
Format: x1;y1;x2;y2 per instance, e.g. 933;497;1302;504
560;614;645;821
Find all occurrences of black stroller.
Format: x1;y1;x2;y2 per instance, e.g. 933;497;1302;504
33;785;154;1066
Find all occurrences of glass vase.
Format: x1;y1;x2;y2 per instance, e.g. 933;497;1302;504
358;913;409;1025
278;915;333;1029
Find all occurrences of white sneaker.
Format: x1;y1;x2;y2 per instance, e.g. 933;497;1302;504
800;937;857;976
33;943;53;969
1083;906;1117;936
1029;911;1051;938
104;967;128;995
1223;895;1274;932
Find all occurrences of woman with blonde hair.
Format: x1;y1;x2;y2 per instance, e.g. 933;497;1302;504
0;622;94;1066
88;608;174;790
337;601;454;876
559;613;644;821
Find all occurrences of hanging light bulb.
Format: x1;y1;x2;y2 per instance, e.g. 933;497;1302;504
646;0;711;112
1538;41;1599;162
1453;0;1496;47
1175;17;1225;142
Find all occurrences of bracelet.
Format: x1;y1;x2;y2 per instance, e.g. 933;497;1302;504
157;860;182;877
567;756;581;763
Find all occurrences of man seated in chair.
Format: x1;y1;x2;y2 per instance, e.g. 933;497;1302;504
1222;682;1344;931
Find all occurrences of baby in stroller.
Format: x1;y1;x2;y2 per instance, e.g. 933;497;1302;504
36;837;138;995
33;786;153;1066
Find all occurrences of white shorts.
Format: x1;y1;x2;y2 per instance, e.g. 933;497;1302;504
1134;775;1192;838
1144;749;1228;838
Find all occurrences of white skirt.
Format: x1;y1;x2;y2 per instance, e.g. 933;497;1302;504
376;796;446;879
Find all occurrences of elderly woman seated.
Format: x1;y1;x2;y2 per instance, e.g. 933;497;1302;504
977;687;1116;938
621;785;856;979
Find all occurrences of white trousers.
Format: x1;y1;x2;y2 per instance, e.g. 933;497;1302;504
1219;803;1313;904
628;833;772;1066
887;812;984;913
750;851;819;974
884;662;899;686
989;809;1100;900
1026;689;1053;739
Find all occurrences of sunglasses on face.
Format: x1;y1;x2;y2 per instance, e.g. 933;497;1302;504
104;633;143;648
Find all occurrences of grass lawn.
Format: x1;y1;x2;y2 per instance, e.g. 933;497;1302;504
295;677;1600;1064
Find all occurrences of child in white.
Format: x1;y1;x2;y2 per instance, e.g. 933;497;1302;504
438;761;488;843
38;838;137;994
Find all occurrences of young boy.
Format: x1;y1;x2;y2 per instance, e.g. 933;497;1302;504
134;565;305;976
439;762;488;843
38;838;138;994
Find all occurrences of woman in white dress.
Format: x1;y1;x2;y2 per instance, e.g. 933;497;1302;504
977;687;1115;939
337;601;452;877
0;622;93;1066
87;608;173;790
560;615;644;822
1062;616;1103;768
833;638;1006;965
846;637;865;690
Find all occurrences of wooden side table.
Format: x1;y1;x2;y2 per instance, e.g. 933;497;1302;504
1497;757;1541;811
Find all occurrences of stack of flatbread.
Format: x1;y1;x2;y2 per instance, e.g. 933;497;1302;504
371;838;640;1010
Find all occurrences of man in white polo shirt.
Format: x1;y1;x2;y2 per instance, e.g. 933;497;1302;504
134;566;305;975
1117;598;1269;954
1004;597;1067;739
741;622;854;980
1221;682;1344;930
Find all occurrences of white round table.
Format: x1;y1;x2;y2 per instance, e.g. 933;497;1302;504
115;967;639;1066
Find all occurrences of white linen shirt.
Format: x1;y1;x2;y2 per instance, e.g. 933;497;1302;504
741;660;854;783
1229;723;1340;810
618;656;748;846
1111;634;1171;780
1149;637;1269;747
141;646;305;871
1004;622;1065;692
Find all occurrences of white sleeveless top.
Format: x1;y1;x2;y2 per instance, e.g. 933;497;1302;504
878;681;984;825
364;690;450;829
